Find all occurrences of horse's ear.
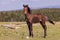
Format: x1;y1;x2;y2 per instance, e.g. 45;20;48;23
26;5;28;7
23;4;28;7
23;4;25;7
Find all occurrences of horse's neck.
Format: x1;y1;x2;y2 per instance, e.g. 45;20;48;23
24;13;31;19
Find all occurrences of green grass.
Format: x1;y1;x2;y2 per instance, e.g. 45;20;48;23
0;22;60;40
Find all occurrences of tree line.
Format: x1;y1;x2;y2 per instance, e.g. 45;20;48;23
0;8;60;22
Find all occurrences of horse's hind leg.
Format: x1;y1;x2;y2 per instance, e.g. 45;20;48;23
27;22;33;37
40;21;47;38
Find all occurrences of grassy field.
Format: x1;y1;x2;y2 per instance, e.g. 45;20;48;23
0;22;60;40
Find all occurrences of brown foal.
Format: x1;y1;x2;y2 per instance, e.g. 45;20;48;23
23;5;55;38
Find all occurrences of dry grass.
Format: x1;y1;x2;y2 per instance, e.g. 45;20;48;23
0;22;60;40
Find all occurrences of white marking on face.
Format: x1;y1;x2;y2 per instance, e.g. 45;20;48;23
24;7;28;14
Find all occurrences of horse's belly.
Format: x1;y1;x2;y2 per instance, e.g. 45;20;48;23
33;21;39;23
32;17;40;23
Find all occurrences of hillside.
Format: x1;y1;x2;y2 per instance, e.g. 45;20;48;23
0;8;60;22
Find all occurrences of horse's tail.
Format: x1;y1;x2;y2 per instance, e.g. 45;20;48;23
48;19;55;25
45;16;55;25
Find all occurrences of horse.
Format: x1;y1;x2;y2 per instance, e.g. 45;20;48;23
23;4;55;38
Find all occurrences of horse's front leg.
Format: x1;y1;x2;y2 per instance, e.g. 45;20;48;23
27;22;33;37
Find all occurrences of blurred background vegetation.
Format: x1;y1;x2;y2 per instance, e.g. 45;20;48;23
0;8;60;22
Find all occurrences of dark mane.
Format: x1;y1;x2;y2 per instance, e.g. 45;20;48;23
28;7;31;14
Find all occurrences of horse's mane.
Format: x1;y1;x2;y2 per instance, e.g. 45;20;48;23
28;7;31;14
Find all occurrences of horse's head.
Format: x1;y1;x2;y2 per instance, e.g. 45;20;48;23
23;4;31;14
